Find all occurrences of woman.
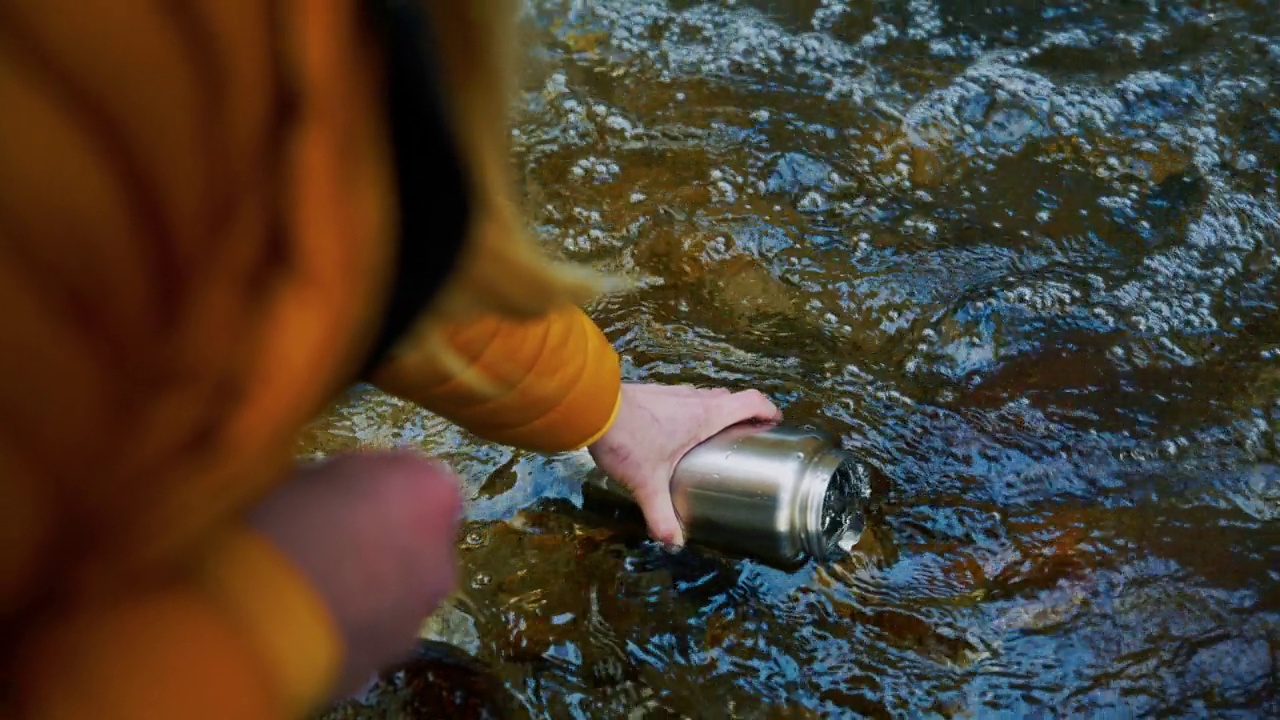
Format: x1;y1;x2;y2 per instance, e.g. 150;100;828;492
0;0;780;718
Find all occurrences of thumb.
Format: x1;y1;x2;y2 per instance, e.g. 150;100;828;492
627;469;686;550
249;450;463;698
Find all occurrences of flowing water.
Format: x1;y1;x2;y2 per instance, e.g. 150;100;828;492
312;1;1280;716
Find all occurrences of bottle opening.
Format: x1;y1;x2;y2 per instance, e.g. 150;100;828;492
818;458;870;558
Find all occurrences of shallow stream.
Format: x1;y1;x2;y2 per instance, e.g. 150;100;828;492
312;1;1280;716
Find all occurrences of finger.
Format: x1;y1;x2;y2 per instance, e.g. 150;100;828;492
704;390;783;432
249;450;463;698
625;471;686;550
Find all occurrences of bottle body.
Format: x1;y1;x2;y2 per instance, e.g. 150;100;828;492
581;424;870;567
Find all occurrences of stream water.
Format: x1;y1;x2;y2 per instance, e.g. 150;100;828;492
312;1;1280;717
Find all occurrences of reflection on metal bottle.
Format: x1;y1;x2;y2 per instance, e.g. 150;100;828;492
582;424;872;568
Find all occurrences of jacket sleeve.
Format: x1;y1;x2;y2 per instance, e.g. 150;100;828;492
16;526;342;720
370;303;623;453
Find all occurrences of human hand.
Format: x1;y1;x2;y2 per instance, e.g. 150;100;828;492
587;383;782;549
247;450;463;700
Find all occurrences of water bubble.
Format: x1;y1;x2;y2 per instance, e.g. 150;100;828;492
605;115;634;135
797;191;827;213
715;181;738;202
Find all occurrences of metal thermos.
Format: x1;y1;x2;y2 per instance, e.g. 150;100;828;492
580;424;871;567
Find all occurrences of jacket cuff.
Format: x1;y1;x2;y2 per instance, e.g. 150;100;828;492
15;586;280;720
194;527;344;718
571;386;622;450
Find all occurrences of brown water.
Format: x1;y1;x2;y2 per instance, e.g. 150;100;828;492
312;1;1280;717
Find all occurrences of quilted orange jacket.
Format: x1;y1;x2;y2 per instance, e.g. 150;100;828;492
0;1;621;718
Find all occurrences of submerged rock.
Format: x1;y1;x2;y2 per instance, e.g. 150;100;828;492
764;152;836;194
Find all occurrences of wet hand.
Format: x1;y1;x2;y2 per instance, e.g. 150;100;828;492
247;450;463;700
587;383;783;549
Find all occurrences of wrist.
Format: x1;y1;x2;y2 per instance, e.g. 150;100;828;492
579;386;625;451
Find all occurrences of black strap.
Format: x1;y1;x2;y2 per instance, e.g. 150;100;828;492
357;0;472;378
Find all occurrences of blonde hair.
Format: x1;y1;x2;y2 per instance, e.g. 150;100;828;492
382;0;627;392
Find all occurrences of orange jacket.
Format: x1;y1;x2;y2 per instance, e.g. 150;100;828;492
0;1;620;718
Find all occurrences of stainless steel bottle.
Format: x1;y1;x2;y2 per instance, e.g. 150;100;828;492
579;424;871;567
